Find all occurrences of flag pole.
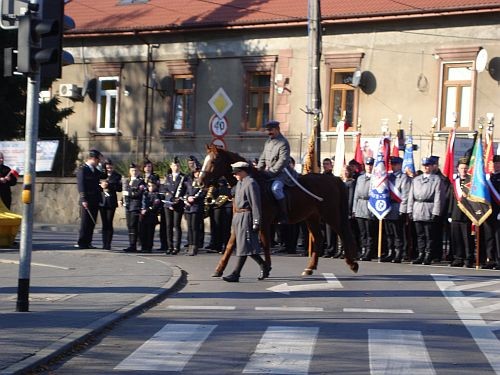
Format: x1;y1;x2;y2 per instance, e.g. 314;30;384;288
475;225;480;270
377;219;383;262
429;117;437;155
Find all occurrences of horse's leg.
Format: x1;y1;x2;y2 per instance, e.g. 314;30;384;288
259;225;272;272
211;230;236;277
339;228;359;273
302;218;322;276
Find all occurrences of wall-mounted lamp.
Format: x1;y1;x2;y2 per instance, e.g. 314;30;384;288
274;74;290;94
123;86;131;97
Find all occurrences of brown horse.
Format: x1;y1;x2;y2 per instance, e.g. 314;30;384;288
199;145;359;276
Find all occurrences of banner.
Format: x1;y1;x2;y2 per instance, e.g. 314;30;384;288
368;138;391;220
0;140;59;175
402;136;415;177
458;132;492;226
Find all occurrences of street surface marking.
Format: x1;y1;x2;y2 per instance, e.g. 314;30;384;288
165;305;236;310
433;274;500;374
267;272;343;295
114;323;216;372
0;259;71;270
255;306;324;312
243;326;318;374
369;329;435;375
343;308;414;314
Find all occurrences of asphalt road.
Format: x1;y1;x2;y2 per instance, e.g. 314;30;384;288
39;251;500;375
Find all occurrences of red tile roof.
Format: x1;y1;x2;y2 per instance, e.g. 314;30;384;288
65;0;500;35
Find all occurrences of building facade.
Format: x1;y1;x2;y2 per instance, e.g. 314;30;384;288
57;0;500;168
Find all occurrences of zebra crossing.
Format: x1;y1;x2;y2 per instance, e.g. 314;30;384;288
114;323;438;374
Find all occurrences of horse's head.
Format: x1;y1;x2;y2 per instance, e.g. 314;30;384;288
199;145;237;188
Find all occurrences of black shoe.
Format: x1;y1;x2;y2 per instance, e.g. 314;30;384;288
481;262;496;269
423;254;432;265
123;247;137;253
450;259;464;267
361;255;372;261
332;250;343;259
140;249;152;253
412;254;425;264
380;253;394;263
258;265;271;280
322;253;333;258
223;273;240;282
464;261;474;268
172;248;179;255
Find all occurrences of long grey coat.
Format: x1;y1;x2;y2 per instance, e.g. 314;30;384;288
257;133;293;185
353;172;375;220
232;175;262;256
407;173;441;221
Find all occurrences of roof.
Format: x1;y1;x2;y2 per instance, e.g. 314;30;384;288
65;0;500;36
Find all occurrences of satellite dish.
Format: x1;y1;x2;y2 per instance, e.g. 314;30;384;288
488;57;500;82
352;69;362;87
475;49;488;72
359;71;377;95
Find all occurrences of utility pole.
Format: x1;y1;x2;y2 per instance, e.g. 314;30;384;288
307;0;322;170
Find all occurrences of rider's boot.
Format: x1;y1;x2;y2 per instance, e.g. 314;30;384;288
276;198;288;224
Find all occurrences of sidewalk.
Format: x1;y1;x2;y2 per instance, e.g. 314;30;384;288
0;224;183;375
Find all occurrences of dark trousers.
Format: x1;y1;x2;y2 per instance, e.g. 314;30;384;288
78;202;98;247
356;218;376;256
126;210;140;249
158;208;167;250
384;218;405;253
450;221;474;261
186;212;203;249
324;223;337;254
141;213;157;251
480;219;497;263
165;208;183;251
99;207;116;249
213;207;232;252
414;221;433;255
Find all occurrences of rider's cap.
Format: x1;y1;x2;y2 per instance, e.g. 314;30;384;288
264;120;280;129
365;157;375;165
390;156;403;164
231;161;250;173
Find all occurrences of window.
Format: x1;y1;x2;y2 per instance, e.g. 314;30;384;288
246;72;271;131
324;53;364;131
440;63;473;129
172;75;194;131
328;69;356;130
96;77;118;133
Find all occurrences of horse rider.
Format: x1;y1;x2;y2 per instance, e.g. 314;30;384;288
257;120;292;224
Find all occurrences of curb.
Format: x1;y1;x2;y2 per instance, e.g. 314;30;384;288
0;264;184;375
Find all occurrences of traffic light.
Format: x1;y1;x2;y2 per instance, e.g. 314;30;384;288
16;0;74;79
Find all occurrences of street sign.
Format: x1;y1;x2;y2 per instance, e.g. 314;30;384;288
210;137;227;150
209;114;228;138
208;87;233;118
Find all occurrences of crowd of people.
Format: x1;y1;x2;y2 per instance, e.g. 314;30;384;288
73;121;500;273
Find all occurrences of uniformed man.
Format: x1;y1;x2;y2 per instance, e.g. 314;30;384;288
99;159;122;250
257;120;292;224
353;157;377;261
121;163;146;252
0;152;18;209
490;155;500;269
382;156;411;263
449;158;474;267
76;149;104;249
407;157;441;265
222;161;269;282
321;158;337;257
160;157;186;255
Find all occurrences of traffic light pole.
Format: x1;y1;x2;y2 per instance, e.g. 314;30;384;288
16;70;40;312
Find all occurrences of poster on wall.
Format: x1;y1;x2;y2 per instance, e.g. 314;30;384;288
0;140;59;174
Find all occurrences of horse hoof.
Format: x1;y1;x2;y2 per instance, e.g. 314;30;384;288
350;262;359;273
302;269;313;276
211;271;223;277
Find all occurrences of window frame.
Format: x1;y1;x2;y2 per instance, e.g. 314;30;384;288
327;68;357;131
324;53;364;132
245;71;271;131
171;74;195;132
96;76;119;134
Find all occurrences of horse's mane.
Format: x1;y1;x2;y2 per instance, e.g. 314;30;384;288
213;147;268;183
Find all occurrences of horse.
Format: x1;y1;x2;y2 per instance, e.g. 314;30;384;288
199;145;359;276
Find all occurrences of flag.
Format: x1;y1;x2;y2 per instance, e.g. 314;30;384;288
391;136;399;157
402;135;415;177
368;138;391;220
442;128;455;185
333;120;345;176
353;131;364;172
458;131;492;226
485;131;500;204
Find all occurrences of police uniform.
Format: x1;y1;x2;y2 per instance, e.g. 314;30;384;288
76;149;104;249
353;157;376;260
183;171;205;256
430;156;451;262
211;178;233;253
407;158;441;264
382;157;411;263
140;188;163;252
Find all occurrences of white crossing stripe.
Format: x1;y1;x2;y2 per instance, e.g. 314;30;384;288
255;306;324;312
450;279;500;292
114;323;216;372
474;301;500;314
243;326;318;374
343;308;413;314
165;305;236;310
369;329;436;375
322;272;343;288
